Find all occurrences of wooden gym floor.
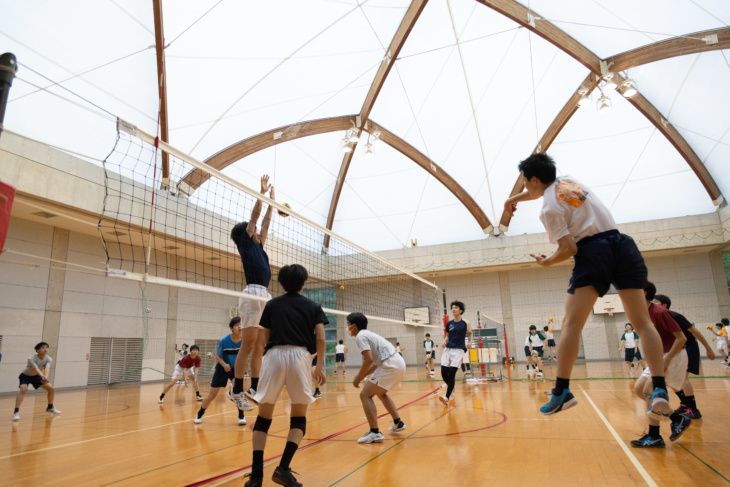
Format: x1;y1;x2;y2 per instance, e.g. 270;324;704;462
2;362;729;486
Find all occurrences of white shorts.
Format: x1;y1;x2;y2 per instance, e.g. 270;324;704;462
171;364;195;381
369;354;406;391
641;349;688;391
254;346;314;405
717;341;727;353
441;348;466;368
238;284;271;329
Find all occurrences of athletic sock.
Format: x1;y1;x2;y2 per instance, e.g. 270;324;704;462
393;417;402;426
370;428;380;434
669;411;683;423
686;395;697;410
159;393;165;399
315;388;320;394
675;390;688;407
651;376;667;391
554;377;570;394
197;407;206;418
251;377;259;391
14;408;19;414
196;392;202;398
47;404;54;410
649;424;660;437
238;409;245;419
251;451;264;479
233;378;244;394
279;441;298;470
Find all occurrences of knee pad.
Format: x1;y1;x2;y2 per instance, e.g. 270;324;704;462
290;416;306;436
253;416;272;433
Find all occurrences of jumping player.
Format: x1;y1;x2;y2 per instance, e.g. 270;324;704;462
229;175;275;411
13;342;61;421
244;264;327;487
348;312;407;444
619;323;646;374
504;153;670;416
194;317;248;425
439;301;472;407
159;345;202;403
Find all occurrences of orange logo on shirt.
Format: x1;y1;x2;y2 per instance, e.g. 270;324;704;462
556;182;587;208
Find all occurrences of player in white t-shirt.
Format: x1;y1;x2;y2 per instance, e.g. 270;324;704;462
619;323;647;374
13;342;61;421
504;153;669;417
424;333;436;376
348;312;407;444
334;340;347;376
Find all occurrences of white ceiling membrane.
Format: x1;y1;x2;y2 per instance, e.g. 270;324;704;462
1;0;728;252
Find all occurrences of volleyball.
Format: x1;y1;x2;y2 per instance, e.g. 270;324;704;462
206;352;212;358
144;307;150;313
532;350;539;357
549;317;554;322
340;285;345;290
707;325;713;330
277;202;291;217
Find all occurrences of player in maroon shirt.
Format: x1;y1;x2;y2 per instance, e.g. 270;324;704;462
159;345;203;403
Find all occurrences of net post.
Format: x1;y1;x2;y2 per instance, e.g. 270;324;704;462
0;53;18;139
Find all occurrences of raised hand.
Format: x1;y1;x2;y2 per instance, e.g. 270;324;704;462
260;174;271;194
269;185;275;201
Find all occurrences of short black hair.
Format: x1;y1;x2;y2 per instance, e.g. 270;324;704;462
347;312;368;330
625;323;633;329
190;345;200;352
182;343;188;349
231;221;249;242
278;264;308;293
644;281;657;302
35;342;49;351
229;317;241;329
722;318;729;327
543;326;549;331
717;322;725;328
338;340;343;344
396;342;400;345
518;153;557;185
529;325;536;331
425;333;430;337
654;294;671;309
450;300;465;313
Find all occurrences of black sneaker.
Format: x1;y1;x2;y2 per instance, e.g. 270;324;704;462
691;408;702;419
669;414;692;442
313;390;321;398
630;433;666;448
272;466;302;487
243;473;263;487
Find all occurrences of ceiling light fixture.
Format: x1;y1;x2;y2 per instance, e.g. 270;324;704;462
603;72;617;91
619;78;638;98
364;142;374;159
596;92;612;114
577;88;591;107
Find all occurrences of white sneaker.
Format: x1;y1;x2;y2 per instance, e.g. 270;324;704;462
196;395;204;402
12;412;20;421
194;416;203;424
238;416;247;426
388;422;407;433
357;431;385;444
158;397;164;404
537;372;544;378
227;389;253;411
46;407;61;414
244;388;259;405
438;395;449;407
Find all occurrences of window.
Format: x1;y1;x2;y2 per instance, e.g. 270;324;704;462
303;288;338;367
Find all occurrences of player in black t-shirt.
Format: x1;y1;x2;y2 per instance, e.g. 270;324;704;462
244;264;327;487
653;294;715;419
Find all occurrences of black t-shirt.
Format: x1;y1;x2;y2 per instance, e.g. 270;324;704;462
671;311;696;344
232;227;271;287
260;293;329;354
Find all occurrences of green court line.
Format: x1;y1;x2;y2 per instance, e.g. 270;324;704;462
677;444;730;484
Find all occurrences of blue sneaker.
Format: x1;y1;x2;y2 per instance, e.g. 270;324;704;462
669;414;692;442
630;433;665;448
540;388;578;415
647;388;671;420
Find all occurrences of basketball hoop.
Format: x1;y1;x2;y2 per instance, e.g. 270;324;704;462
605;307;614;316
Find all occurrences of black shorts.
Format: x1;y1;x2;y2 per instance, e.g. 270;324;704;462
533;346;544;358
312;356;317;367
568;230;647;297
524;346;531;357
685;341;700;375
210;364;235;388
335;353;345;362
19;373;44;390
547;339;556;347
625;348;642;362
425;351;435;359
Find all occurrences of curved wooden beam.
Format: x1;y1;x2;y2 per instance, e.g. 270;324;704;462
324;0;429;250
152;0;170;180
608;27;730;73
179;116;354;191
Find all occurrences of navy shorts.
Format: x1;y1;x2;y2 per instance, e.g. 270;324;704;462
335;353;345;363
568;230;647;297
685;340;700;375
425;351;435;359
312;356;317;367
19;373;44;390
533;346;544;358
547;339;556;347
524;346;531;357
625;348;642;362
210;364;235;388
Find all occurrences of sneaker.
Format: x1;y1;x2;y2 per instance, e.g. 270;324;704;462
630;433;666;448
194;416;203;424
46;407;62;414
228;389;254;411
388;421;407;433
196;395;203;402
245;388;259;405
449;399;456;407
357;431;385;444
537;371;544;378
158;396;164;404
669;414;692;442
272;466;302;487
12;412;20;421
313;390;322;398
238;416;247;426
540;388;578;415
647;388;671;420
438;395;449;407
243;473;263;487
691;409;702;419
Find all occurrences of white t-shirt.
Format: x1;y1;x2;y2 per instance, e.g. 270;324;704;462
545;329;554;340
540;176;617;243
424;340;434;352
335;344;346;354
27;354;53;371
622;331;639;348
524;335;531;347
528;333;544;348
355;330;397;366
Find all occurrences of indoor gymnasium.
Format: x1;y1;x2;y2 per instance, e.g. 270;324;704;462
1;1;729;486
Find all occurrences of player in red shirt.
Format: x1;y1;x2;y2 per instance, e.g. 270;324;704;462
159;345;203;403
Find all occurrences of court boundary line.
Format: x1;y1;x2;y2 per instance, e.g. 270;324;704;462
579;384;657;487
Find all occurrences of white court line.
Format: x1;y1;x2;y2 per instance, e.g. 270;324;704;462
578;384;657;487
0;410;234;461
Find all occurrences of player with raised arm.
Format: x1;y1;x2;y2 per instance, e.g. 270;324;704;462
504;153;670;417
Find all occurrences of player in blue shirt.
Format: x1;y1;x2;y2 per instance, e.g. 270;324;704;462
195;317;246;425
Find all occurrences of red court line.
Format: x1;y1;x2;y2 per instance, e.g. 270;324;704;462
183;386;442;487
